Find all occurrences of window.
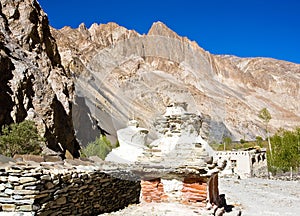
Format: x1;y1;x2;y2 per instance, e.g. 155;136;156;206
231;160;237;167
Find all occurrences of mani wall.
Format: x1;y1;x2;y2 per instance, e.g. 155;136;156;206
0;159;140;215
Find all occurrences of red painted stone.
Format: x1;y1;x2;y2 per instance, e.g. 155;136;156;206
189;183;207;191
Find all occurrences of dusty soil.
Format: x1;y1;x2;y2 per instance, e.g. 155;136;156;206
100;202;209;216
219;177;300;216
100;177;300;216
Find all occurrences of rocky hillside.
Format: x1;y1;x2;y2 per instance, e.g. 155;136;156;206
0;0;79;157
52;21;300;145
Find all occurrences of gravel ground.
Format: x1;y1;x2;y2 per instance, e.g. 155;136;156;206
219;177;300;216
100;177;300;216
100;202;210;216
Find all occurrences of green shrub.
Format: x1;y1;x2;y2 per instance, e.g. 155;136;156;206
81;135;112;160
115;140;120;148
0;120;44;157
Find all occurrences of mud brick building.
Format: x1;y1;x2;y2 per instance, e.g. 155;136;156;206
215;147;268;179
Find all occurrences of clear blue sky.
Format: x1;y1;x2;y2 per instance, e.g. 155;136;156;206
39;0;300;64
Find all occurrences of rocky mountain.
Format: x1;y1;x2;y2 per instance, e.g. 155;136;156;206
0;0;79;157
52;21;300;145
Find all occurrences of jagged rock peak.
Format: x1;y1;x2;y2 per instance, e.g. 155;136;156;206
148;21;180;39
89;22;120;29
51;21;141;66
147;21;206;53
88;22;140;37
78;23;88;32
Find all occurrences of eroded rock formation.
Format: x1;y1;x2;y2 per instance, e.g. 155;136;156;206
0;0;79;157
52;21;300;144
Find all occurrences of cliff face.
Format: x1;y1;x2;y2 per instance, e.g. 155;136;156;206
0;0;79;157
52;21;300;144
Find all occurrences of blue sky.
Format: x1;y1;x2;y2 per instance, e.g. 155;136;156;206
39;0;300;64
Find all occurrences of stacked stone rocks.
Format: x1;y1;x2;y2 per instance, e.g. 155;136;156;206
0;160;140;215
139;102;214;167
136;103;223;208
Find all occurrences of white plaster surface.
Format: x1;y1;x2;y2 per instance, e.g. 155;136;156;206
105;123;148;164
161;179;183;193
215;150;267;179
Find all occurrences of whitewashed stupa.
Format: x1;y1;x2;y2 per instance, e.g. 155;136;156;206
105;119;148;164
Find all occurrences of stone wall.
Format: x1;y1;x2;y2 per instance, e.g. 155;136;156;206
0;160;140;215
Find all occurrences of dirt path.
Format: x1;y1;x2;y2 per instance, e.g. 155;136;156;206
100;202;208;216
219;177;300;216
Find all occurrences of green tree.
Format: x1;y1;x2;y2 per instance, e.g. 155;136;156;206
255;136;263;147
268;128;300;174
81;135;112;160
259;108;272;156
0;120;44;157
240;139;246;144
222;136;232;151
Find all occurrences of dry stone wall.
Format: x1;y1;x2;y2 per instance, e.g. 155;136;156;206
0;160;140;215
